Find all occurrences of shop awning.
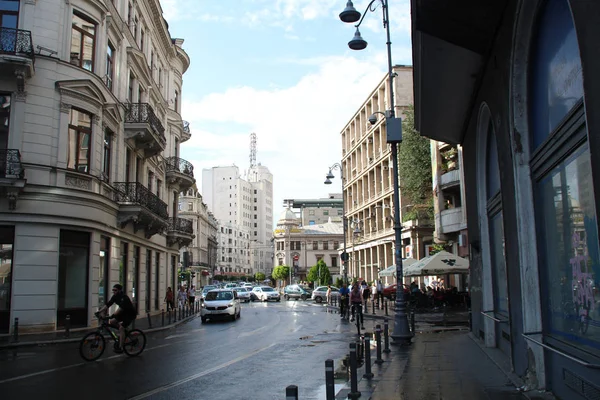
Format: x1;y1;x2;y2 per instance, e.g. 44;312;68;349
403;251;469;277
378;258;417;277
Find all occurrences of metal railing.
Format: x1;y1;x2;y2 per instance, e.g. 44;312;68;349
0;27;34;58
125;103;166;142
183;120;190;134
168;217;193;234
165;156;194;178
0;149;24;179
113;182;168;219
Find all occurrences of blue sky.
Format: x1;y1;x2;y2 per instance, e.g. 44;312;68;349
161;0;413;218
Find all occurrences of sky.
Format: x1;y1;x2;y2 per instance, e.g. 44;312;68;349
161;0;413;220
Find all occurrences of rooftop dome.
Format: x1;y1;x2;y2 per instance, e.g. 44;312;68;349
277;208;299;226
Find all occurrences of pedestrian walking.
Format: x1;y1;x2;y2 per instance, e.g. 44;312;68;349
165;287;175;311
376;279;384;308
178;286;187;308
326;285;332;305
188;285;196;307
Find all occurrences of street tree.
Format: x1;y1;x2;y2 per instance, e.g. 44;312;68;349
254;272;266;282
307;260;331;287
398;104;433;222
272;265;290;285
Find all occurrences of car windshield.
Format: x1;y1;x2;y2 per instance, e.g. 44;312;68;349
203;286;216;293
262;287;275;292
205;291;233;301
236;288;248;293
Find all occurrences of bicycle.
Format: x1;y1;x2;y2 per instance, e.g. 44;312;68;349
79;312;147;361
339;295;350;319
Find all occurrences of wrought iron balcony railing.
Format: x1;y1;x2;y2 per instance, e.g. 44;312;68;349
0;149;24;179
0;27;34;58
168;217;193;234
124;103;166;142
183;120;190;134
113;182;168;219
165;156;194;178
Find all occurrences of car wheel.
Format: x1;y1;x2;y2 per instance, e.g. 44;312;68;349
231;313;236;322
301;295;307;301
284;294;289;301
315;296;322;304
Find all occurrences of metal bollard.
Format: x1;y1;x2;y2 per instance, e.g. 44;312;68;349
375;324;384;364
363;337;374;379
325;359;335;400
168;308;172;324
147;311;153;329
364;299;369;314
372;297;376;315
411;309;416;333
385;299;389;316
65;315;71;338
13;317;18;343
174;307;177;322
356;338;363;364
383;318;391;353
161;309;165;327
348;342;361;399
285;385;298;400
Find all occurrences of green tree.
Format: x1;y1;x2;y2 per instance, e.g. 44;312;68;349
398;105;433;222
306;260;331;287
272;265;290;284
254;272;266;282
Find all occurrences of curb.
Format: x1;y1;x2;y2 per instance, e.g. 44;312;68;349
0;314;199;349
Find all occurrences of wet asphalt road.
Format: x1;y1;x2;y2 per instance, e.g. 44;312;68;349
0;300;360;400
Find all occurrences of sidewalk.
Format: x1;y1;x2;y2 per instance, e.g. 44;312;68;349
0;307;199;349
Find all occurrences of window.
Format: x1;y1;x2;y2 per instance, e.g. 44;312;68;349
101;129;112;181
254;206;257;211
188;203;193;211
58;230;90;328
106;42;114;90
67;108;92;173
156;179;162;198
71;12;96;71
127;2;132;26
338;209;343;215
323;210;329;216
174;90;179;112
133;17;138;39
139;28;144;52
130;246;140;312
313;241;318;250
0;0;19;30
128;73;134;102
331;256;337;268
154;252;160;310
334;241;339;250
323;241;329;250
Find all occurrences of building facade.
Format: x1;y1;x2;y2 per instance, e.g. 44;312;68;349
273;209;343;283
0;0;195;334
340;65;434;284
179;185;219;286
202;164;273;276
412;0;600;398
283;195;343;227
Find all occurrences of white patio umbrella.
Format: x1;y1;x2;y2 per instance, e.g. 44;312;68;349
378;258;417;277
403;251;469;277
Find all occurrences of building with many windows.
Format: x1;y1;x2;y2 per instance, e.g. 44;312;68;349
273;209;343;283
340;65;434;283
178;185;219;286
411;0;600;397
283;195;343;226
0;0;195;334
202;164;273;276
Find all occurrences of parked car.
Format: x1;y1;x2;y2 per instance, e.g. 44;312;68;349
383;284;410;300
252;286;281;302
283;284;313;301
200;289;241;322
311;286;340;303
234;287;252;303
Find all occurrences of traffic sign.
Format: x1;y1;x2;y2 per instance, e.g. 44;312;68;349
341;251;349;262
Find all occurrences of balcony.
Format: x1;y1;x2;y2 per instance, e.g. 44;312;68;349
167;217;194;248
113;182;168;238
124;103;166;158
0;27;35;82
438;207;464;234
165;156;195;192
181;120;191;142
440;168;460;189
0;149;26;210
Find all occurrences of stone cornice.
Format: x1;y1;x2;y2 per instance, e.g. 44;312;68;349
147;0;176;59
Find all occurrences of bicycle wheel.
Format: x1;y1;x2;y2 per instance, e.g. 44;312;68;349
123;329;146;357
79;332;106;361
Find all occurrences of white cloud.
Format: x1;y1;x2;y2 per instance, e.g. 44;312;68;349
180;54;392;217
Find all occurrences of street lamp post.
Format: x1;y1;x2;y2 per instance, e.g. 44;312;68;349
324;163;348;286
339;0;412;345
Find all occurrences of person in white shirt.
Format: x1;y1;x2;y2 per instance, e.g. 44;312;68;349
188;285;196;306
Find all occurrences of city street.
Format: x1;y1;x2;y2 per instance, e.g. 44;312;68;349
0;301;355;400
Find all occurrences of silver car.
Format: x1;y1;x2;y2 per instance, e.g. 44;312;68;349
234;287;252;303
252;286;281;302
201;289;241;322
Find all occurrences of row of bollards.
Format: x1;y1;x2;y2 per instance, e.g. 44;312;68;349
285;318;394;399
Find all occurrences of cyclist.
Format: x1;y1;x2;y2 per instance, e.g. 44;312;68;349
339;283;350;319
349;282;364;329
97;284;137;353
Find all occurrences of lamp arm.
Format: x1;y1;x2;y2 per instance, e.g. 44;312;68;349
354;0;381;29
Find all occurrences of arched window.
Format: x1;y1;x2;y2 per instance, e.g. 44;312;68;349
530;0;599;353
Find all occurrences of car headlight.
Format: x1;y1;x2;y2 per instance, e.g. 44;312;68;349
201;303;206;308
227;302;234;308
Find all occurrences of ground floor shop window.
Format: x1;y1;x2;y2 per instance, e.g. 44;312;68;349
0;226;14;333
58;230;90;328
99;236;110;309
130;246;140;313
536;144;600;354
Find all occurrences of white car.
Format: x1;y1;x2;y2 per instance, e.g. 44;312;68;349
234;287;252;303
200;289;241;322
252;286;281;302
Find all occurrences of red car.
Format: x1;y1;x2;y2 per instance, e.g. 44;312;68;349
383;284;410;300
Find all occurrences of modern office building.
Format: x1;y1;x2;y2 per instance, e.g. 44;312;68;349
283;194;343;226
411;0;600;398
273;208;343;282
0;0;195;334
339;65;434;283
178;185;219;286
202;164;273;276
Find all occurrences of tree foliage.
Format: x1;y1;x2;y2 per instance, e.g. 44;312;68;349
254;272;266;282
272;265;290;283
306;260;331;286
398;105;433;222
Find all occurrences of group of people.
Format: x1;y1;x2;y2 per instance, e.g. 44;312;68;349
333;280;385;329
164;285;196;311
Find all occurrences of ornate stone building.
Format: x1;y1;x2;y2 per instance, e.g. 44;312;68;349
0;0;195;333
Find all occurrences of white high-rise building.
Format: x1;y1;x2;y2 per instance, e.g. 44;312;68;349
202;164;273;277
